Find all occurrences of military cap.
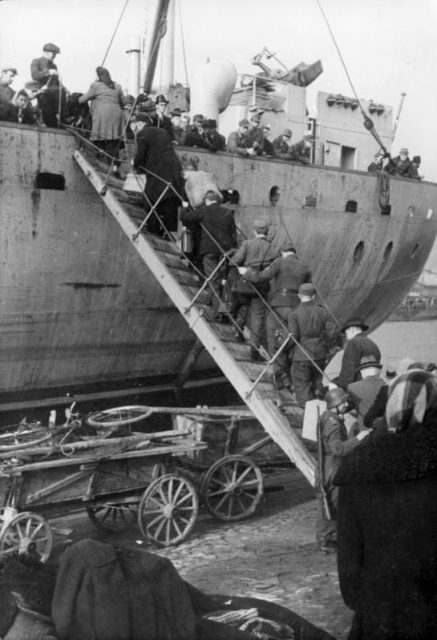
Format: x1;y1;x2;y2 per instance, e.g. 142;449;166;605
170;107;182;116
399;147;409;155
192;114;204;123
281;242;295;252
250;114;261;123
282;128;292;137
253;219;269;234
1;66;18;75
341;316;369;332
299;283;316;296
43;43;61;53
140;100;156;113
132;111;152;122
155;93;169;104
239;118;250;127
355;355;382;372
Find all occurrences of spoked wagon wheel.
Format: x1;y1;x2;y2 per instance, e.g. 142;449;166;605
0;512;53;562
87;500;138;533
201;455;264;522
0;427;52;452
86;405;152;429
138;474;198;547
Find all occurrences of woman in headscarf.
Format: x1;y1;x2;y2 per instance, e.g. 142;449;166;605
334;368;437;639
79;67;126;172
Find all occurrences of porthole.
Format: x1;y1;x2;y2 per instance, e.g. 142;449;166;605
220;189;240;205
35;172;65;190
383;242;393;261
353;241;364;264
345;200;357;213
269;186;280;205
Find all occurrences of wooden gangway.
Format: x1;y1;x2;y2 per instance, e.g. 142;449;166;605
74;149;316;486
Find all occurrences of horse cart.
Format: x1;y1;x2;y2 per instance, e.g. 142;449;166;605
0;401;297;560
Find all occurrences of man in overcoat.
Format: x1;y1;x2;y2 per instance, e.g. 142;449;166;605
180;191;237;319
331;317;381;390
132;110;184;236
347;355;388;431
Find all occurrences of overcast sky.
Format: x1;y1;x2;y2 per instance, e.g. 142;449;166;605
1;0;437;268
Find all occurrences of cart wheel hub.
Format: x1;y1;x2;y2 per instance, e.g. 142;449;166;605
163;505;174;518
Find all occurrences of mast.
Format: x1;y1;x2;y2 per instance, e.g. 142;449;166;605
143;0;171;94
158;0;175;95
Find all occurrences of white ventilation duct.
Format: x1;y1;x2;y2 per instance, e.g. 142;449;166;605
190;58;237;120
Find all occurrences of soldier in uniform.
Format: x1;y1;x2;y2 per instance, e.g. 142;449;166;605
331;317;381;390
31;42;66;128
316;387;369;553
290;134;312;164
246;113;264;155
227;118;255;156
288;283;340;405
272;128;294;160
230;220;278;361
388;147;412;177
244;243;311;389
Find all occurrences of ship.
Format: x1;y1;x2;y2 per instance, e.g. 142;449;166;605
1;0;437;410
388;270;437;322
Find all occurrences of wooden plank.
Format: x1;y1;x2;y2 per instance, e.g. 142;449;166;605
5;441;207;473
26;469;94;505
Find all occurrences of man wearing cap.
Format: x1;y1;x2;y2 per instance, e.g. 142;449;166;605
132;111;184;236
155;94;173;140
243;243;312;388
290;134;312;164
317;388;370;553
261;123;274;156
245;113;264;156
184;114;206;148
272;129;294;160
347;355;388;431
331;317;381;390
227;119;255;156
230;220;278;361
0;66;18;122
287;283;340;405
388;148;412;177
31;42;66;127
408;155;423;180
180;190;237;320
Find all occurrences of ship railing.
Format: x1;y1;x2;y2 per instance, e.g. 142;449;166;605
67;126;329;393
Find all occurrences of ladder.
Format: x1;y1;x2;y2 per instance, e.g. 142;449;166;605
74;149;316;486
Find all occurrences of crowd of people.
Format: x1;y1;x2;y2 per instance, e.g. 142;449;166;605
368;147;423;180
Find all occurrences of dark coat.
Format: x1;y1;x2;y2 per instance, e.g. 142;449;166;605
227;130;251;156
288;300;340;362
333;333;381;390
134;125;184;203
156;113;174;140
347;376;387;430
180;203;237;255
233;236;278;294
321;410;361;488
30;56;60;87
334;422;437;639
272;136;293;160
246;253;311;308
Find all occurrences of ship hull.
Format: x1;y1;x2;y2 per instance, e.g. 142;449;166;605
1;122;436;401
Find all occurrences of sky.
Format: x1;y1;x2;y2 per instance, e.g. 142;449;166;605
1;0;437;268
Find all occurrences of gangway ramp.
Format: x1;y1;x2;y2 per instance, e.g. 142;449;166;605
74;149;316;486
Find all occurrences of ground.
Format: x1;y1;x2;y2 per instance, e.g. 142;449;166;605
55;469;353;640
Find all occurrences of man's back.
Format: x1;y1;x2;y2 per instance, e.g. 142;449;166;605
348;377;388;430
181;203;236;254
333;333;381;389
288;301;338;361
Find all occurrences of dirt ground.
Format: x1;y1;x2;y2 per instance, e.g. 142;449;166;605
55;469;353;640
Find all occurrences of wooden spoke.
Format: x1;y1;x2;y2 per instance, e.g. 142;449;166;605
138;474;198;547
201;455;264;522
87;501;137;533
0;512;53;562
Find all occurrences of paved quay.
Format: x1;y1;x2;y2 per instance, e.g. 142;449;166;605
62;469;352;640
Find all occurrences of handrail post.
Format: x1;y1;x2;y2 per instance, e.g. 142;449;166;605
244;335;292;398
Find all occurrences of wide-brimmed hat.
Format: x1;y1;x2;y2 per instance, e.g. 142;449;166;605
43;42;60;53
155;94;169;104
341;317;369;332
356;355;382;372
